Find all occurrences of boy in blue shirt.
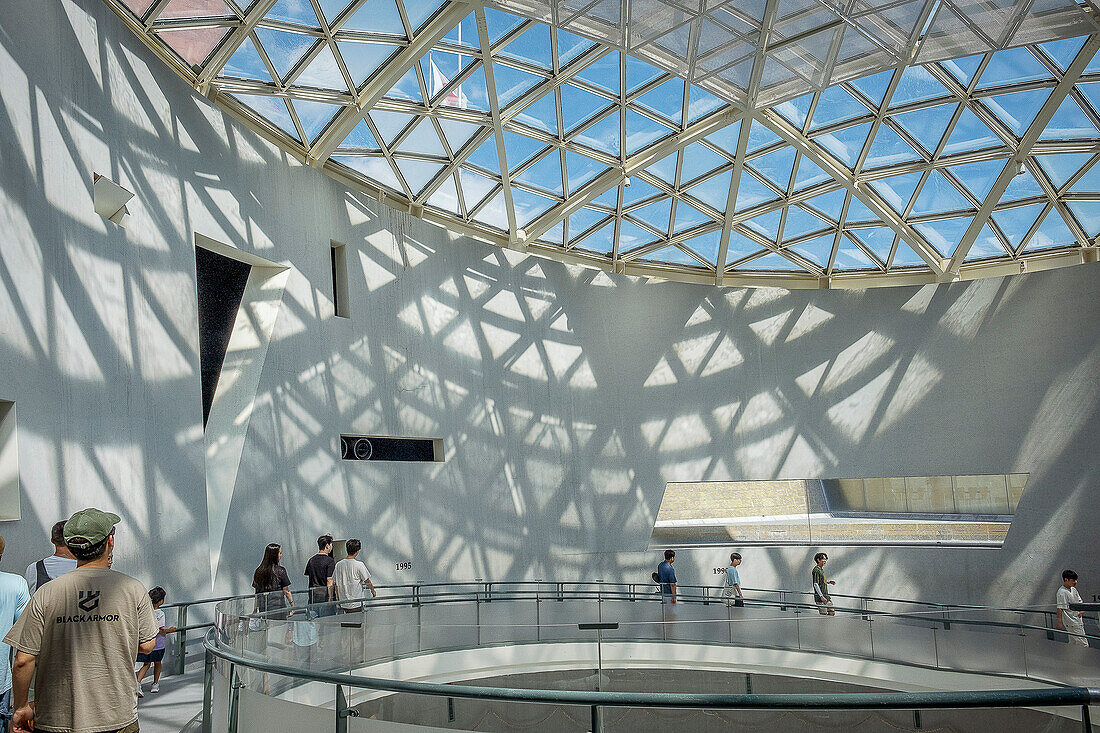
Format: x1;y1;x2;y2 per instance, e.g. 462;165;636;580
723;552;743;607
657;550;677;604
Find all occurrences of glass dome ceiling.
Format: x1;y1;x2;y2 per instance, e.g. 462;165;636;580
105;0;1100;286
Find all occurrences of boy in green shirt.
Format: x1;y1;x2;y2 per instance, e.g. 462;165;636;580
812;552;835;616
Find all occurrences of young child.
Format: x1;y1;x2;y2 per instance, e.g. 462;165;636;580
1056;569;1088;647
136;586;176;696
723;552;744;607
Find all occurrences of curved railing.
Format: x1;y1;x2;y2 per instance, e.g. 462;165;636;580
196;582;1100;733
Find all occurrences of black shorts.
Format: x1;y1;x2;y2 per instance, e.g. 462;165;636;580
137;648;165;663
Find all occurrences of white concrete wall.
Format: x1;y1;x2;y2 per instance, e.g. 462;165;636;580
1;0;1099;606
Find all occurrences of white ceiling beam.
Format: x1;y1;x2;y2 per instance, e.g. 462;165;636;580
945;34;1100;276
475;7;520;243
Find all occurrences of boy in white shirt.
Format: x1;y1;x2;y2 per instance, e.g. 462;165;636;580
333;539;376;612
1056;569;1088;647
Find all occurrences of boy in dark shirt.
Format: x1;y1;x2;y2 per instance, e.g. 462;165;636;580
304;535;336;616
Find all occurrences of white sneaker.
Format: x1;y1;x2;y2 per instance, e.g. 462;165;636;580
150;682;160;693
137;683;144;698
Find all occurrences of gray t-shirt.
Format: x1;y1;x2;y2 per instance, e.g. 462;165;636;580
4;566;158;733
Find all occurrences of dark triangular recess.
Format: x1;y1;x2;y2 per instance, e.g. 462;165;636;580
195;246;252;428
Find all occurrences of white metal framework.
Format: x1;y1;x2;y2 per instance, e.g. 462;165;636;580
102;0;1100;288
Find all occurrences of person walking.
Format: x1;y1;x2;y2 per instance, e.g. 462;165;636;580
252;543;293;621
304;535;336;616
657;550;677;604
0;535;31;731
4;508;158;733
1056;569;1088;647
135;587;176;697
812;552;836;616
24;521;77;594
333;539;375;613
722;552;743;607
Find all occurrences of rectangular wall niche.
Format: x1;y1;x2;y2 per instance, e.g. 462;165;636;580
330;241;350;318
651;474;1029;548
340;435;444;462
0;401;20;521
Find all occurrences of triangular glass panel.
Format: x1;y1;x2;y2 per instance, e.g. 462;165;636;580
870;170;922;212
617;220;655;251
626;53;663;93
738;251;803;271
539;220;565;245
458;168;497;208
636;77;686;123
384;66;423;103
319;0;355;24
1036;153;1092;189
645;152;679;185
515;94;559;136
484;8;523;45
724;230;762;264
705;120;741;156
500;24;553;69
502;130;546;171
568;207;608;241
849;69;893;107
814;122;872;168
515;152;563;195
948;158;1004;200
421;49;475;100
685;169;733;211
450;66;490;112
511;187;557;226
231;94;297;137
853;227;896;265
1002;167;1045;201
810;86;870;130
626;109;673;154
980;88;1050;137
426;173;461;214
291;99;341;142
913;216;971;256
265;0;320;26
864;123;923;169
1038;97;1100;140
1080;83;1100;117
803;188;845;220
561;84;613;131
1038;36;1087;72
222;36;271;81
396;118;446;156
682;230;722;266
254;27;316;81
342;0;405;35
333;155;403;192
783;207;832;240
592;186;620;210
673;201;711;233
681;143;727;183
687;85;726;123
892;238;926;266
747;120;781;153
942;107;1001;155
641;245;705;267
976;46;1053;90
833;236;876;269
472;190;510;230
338;117;380;151
793;155;830;191
576;51;620;95
1024;210;1077;251
911;170;973;216
746;209;782;242
396;158;444;194
844;196;877;223
630;198;673;233
1069;159;1100;193
442;13;479;49
294;44;346;91
748;146;796;190
892;103;955;155
775;92;814;129
966;224;1008;259
941;54;982;88
403;0;445;33
339;41;398;87
369;109;415;145
735;172;780;211
494;64;543;108
1066;201;1100;237
558;28;595;66
788;235;834;268
575;112;621;156
891;64;950;107
623;176;663;206
439;118;483;154
466;136;501;175
991;203;1045;248
572;220;615;254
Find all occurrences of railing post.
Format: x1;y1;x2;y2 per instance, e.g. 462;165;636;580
201;648;214;733
1081;703;1092;733
227;664;240;733
177;603;189;676
336;684;349;733
591;704;602;733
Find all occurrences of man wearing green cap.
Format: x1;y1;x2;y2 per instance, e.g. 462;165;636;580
4;509;158;733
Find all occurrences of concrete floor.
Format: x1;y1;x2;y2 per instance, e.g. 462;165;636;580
137;669;205;733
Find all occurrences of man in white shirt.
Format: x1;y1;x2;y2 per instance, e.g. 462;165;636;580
24;522;77;594
1056;569;1088;647
333;539;376;612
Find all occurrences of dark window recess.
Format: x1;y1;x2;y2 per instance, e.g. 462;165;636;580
340;435;443;462
330;242;350;318
195;246;251;427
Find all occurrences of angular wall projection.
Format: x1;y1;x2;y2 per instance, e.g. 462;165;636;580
0;401;19;521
